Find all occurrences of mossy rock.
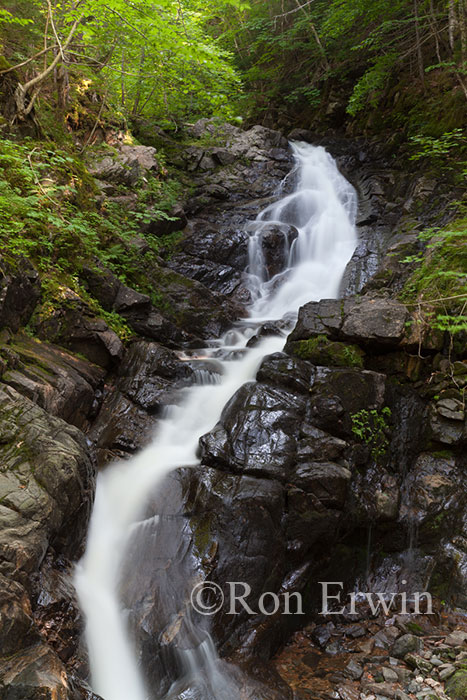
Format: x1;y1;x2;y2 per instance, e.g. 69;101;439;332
446;670;467;700
289;335;365;368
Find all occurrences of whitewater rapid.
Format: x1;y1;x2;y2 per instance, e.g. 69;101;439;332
74;142;358;700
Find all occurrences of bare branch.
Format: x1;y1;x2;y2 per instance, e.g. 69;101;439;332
0;45;59;75
272;0;315;19
46;0;65;61
22;16;82;93
104;5;148;40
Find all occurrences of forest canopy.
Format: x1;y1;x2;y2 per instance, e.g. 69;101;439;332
0;0;246;128
0;0;466;135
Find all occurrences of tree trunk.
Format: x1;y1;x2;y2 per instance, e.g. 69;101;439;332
12;16;81;122
413;0;425;89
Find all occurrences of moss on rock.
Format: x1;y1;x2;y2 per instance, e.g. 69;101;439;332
446;670;467;700
289;335;365;368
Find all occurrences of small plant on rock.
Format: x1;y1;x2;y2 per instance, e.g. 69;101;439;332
351;407;392;461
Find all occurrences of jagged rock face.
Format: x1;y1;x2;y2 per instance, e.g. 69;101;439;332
120;355;391;680
166;124;294;303
89;340;194;463
120;286;466;689
34;288;124;369
0;385;95;700
0;333;105;431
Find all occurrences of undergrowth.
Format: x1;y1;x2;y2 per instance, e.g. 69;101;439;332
400;217;467;347
0;137;181;339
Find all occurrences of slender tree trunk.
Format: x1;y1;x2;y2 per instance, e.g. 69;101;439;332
293;0;329;69
131;47;145;118
121;49;125;107
448;0;457;50
459;0;467;64
429;0;442;63
414;0;425;88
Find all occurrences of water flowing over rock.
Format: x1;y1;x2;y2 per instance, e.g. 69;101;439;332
74;141;362;700
1;125;465;700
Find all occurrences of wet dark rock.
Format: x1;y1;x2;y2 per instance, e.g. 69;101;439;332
291;462;351;508
124;307;187;347
340;226;389;297
258;223;299;279
143;265;240;340
117;340;193;412
0;385;95;697
121;466;287;694
311;623;335;648
0;256;41;333
256;353;314;395
288;296;409;350
174;220;250;272
88;387;158;462
166;252;248;304
199;382;305;480
34;290;123;368
0;333;105;430
296;425;349;464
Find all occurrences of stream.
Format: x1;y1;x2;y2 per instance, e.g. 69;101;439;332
74;141;359;700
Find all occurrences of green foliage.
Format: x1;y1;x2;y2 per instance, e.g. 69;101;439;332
408;129;467;177
0;136;182;339
347;53;398;116
351;407;392;461
0;9;32;28
216;0;467;131
401;219;467;336
1;0;243;127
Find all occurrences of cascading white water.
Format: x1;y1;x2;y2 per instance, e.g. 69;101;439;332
74;142;358;700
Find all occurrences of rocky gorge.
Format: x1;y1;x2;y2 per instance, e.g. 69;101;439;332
0;121;465;700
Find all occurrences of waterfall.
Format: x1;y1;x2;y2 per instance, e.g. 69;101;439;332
74;142;358;700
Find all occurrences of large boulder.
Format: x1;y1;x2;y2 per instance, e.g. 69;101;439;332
88;144;159;187
0;332;105;430
199;382;306;480
287;295;409;350
34;288;123;368
89;340;194;463
257;223;299;279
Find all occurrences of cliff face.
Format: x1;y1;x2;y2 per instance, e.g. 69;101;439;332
0;122;465;700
